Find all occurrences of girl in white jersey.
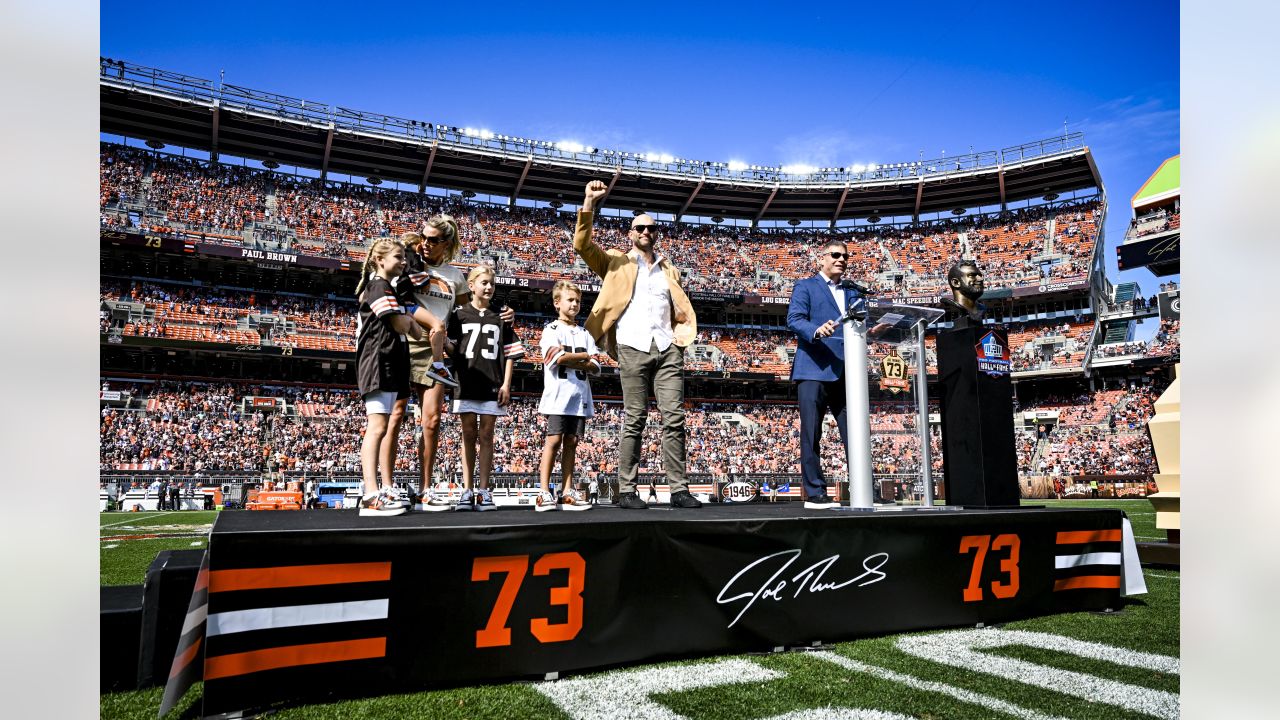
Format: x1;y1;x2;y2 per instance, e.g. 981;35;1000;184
535;280;601;511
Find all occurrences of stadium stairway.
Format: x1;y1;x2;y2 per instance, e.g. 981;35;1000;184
1114;281;1140;305
1102;321;1130;344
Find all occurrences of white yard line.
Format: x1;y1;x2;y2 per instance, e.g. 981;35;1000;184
1144;572;1180;580
100;513;166;528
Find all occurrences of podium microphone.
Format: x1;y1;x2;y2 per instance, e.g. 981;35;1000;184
839;279;875;295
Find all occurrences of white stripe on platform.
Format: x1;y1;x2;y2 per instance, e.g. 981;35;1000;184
207;599;388;637
180;603;208;636
1054;552;1122;569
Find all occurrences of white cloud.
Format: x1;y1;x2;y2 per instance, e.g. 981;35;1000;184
773;128;900;170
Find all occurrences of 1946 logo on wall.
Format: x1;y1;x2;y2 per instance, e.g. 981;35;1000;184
720;481;759;503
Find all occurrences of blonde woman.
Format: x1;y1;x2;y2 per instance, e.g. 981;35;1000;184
395;215;515;511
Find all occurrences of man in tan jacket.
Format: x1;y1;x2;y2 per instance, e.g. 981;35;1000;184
575;180;700;509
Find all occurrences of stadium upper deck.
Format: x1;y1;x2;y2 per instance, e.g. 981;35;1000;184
100;58;1102;223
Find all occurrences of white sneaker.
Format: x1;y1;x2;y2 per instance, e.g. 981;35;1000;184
381;488;409;511
535;490;560;512
417;489;453;513
559;488;592;512
455;489;475;511
359;492;406;517
425;364;460;389
476;488;496;512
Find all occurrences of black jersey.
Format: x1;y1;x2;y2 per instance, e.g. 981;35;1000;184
447;304;525;402
391;245;425;308
356;276;409;397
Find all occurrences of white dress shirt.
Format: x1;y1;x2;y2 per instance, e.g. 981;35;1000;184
822;272;846;316
616;253;674;353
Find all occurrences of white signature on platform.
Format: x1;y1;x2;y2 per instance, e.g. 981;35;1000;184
715;549;888;628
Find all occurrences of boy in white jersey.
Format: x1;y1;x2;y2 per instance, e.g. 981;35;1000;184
536;280;601;512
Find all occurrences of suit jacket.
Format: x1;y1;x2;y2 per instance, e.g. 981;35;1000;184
787;274;864;382
573;210;697;359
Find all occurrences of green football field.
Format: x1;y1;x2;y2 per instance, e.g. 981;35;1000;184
100;500;1179;719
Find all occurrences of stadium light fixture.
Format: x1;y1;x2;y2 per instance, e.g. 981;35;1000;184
850;164;866;173
781;164;817;175
659;153;675;164
727;161;748;171
557;141;585;153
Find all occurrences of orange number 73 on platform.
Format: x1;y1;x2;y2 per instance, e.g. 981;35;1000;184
958;534;1021;602
471;552;586;648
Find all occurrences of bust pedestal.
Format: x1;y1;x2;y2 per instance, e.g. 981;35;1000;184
936;319;1020;507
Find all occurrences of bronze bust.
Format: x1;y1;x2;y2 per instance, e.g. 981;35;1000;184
941;259;985;324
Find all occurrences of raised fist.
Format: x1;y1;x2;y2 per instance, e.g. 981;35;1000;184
582;180;608;210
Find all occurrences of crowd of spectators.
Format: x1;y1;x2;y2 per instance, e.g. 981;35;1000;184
99;143;1102;299
147;154;269;234
1129;208;1180;238
100;379;938;477
1094;318;1180;361
102;278;358;349
1007;320;1093;371
106;272;1133;379
1013;381;1167;478
100;377;1165;485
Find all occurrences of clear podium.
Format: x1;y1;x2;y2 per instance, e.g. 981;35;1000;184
841;299;945;509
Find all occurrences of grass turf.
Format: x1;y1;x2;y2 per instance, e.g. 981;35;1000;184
100;500;1177;719
100;510;215;586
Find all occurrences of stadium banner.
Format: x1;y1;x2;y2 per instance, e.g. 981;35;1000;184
688;290;745;305
197;242;344;270
173;506;1136;716
1157;292;1180;321
102;229;349;270
1011;278;1090;297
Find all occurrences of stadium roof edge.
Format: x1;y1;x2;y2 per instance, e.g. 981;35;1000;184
1131;154;1179;210
100;58;1103;222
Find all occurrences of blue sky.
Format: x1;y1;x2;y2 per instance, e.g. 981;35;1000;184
101;0;1179;297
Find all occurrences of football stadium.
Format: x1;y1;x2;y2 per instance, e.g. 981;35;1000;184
96;17;1182;719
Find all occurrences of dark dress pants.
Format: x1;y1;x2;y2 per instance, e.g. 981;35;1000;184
797;379;849;500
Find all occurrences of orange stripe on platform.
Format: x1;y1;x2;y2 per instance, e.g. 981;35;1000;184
210;562;391;592
193;567;209;593
204;637;386;680
168;638;202;679
1056;529;1122;545
1054;575;1121;591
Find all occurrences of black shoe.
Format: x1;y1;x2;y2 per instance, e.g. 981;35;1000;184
617;492;649;509
804;494;839;509
669;490;703;509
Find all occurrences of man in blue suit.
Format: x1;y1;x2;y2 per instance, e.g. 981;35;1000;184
787;240;866;509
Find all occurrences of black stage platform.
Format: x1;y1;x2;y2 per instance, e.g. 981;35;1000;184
164;503;1145;716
